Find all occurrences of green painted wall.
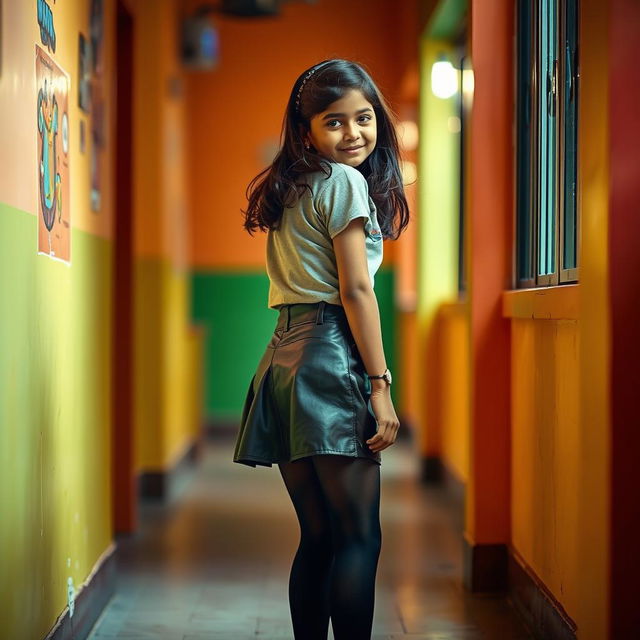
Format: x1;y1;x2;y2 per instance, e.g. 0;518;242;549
375;268;398;406
0;203;113;639
191;268;396;422
427;0;468;39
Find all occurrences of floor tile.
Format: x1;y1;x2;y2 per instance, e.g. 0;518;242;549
88;430;533;640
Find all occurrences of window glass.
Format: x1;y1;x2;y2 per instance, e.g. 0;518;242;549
515;0;578;287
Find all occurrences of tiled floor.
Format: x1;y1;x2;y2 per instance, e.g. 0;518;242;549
88;429;533;640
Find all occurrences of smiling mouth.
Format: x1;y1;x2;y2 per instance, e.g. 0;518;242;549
340;146;364;151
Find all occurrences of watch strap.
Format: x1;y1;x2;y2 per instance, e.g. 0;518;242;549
367;368;389;380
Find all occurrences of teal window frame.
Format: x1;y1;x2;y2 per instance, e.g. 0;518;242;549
515;0;579;287
559;0;579;281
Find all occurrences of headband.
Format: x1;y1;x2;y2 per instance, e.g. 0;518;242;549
295;62;330;114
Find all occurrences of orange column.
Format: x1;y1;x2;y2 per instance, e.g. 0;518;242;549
464;0;513;589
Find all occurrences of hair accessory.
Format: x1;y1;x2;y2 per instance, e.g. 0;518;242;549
295;63;326;113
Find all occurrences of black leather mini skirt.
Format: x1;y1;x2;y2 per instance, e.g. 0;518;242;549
233;301;382;468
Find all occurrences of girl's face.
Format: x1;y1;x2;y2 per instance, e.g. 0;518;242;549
305;89;377;168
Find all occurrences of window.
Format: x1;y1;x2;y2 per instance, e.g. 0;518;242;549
515;0;579;287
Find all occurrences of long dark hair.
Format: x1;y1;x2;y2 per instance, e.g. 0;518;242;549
242;59;410;240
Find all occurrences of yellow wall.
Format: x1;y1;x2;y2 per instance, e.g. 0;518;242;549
0;2;203;637
417;38;462;459
501;0;611;635
509;316;580;618
0;1;115;637
431;0;611;634
575;0;611;635
417;40;460;323
437;303;470;483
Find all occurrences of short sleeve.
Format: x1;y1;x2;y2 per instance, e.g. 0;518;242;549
315;164;371;239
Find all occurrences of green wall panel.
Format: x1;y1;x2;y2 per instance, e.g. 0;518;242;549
191;272;274;421
373;268;398;406
191;268;396;422
427;0;468;38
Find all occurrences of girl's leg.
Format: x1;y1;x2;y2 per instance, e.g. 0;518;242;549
312;455;382;640
277;457;334;640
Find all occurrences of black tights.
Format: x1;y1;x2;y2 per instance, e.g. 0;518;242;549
277;454;382;640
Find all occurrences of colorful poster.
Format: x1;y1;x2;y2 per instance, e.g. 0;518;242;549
36;44;71;263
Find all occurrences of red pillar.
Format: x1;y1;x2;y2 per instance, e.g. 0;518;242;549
465;0;513;589
608;0;640;634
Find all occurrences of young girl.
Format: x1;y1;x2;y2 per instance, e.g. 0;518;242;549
233;58;409;640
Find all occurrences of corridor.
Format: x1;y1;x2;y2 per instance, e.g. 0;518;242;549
88;430;532;640
3;0;639;638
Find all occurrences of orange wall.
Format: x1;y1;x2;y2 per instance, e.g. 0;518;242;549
128;0;189;264
0;0;114;239
397;175;420;427
185;0;418;269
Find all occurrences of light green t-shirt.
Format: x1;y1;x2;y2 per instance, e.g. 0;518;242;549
266;162;383;309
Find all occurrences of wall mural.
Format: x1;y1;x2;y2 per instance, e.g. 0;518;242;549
36;44;71;263
37;0;56;54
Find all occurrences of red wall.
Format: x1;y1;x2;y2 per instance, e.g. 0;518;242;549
466;0;513;544
608;0;640;634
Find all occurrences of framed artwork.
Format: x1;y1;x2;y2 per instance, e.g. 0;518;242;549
36;44;71;263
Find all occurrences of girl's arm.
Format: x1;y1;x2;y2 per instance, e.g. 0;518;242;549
333;218;400;452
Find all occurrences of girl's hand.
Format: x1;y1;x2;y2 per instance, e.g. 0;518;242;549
366;384;400;453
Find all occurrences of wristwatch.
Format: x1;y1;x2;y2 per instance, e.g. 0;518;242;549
366;368;392;386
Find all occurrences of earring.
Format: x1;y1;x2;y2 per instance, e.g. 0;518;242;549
304;142;311;150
